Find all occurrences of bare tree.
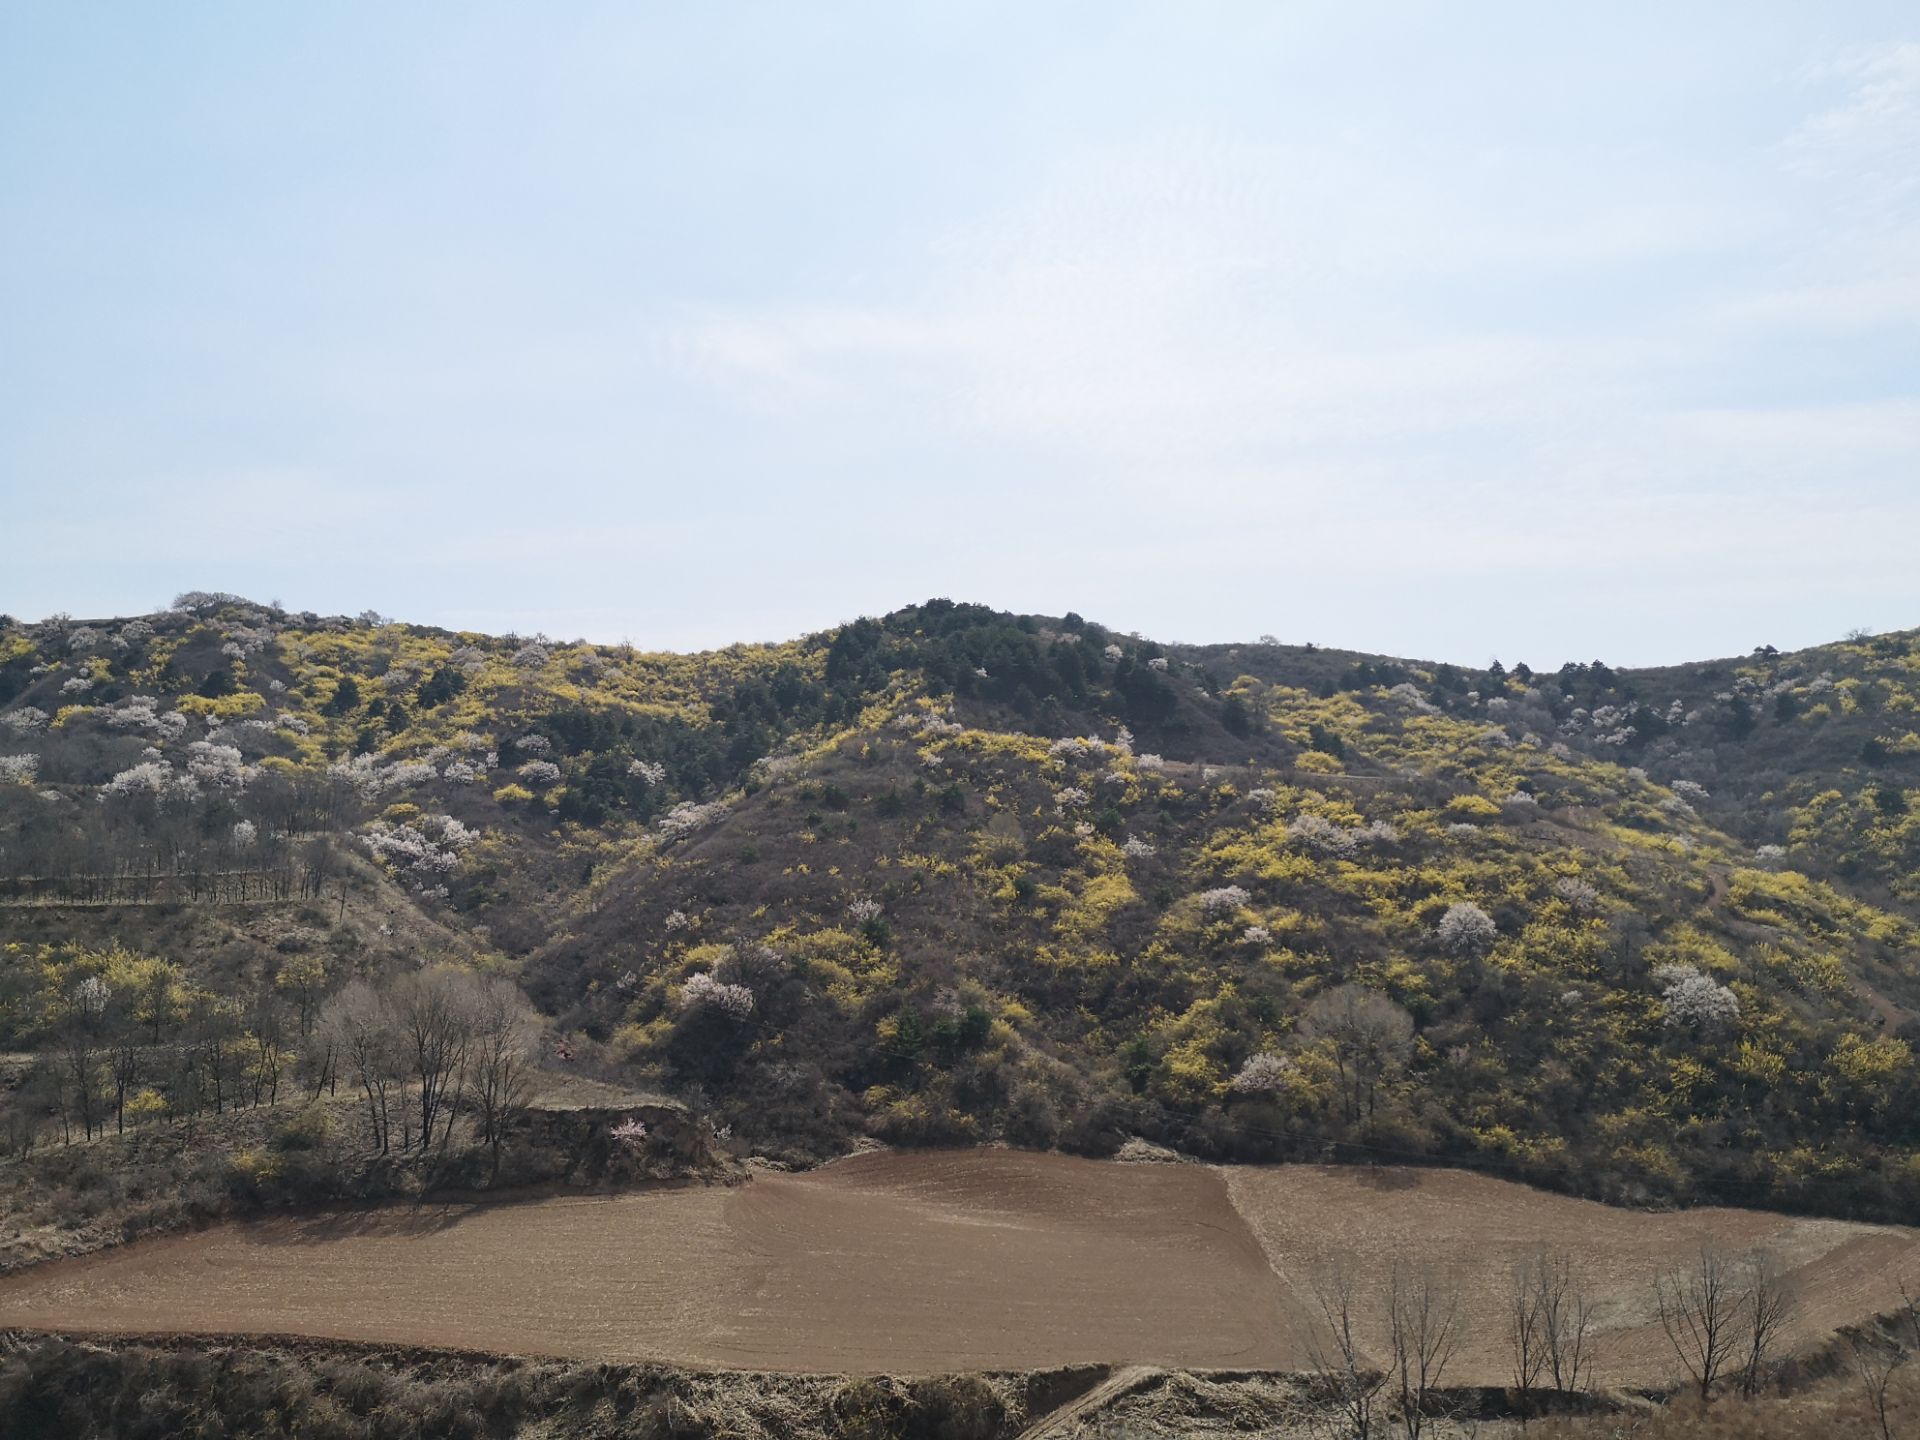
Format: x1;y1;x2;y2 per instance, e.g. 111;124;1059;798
1850;1284;1920;1440
1536;1251;1596;1397
317;979;398;1152
1388;1260;1460;1439
1298;1258;1387;1439
1848;1332;1905;1440
467;975;540;1169
59;979;111;1141
1508;1255;1549;1418
388;967;481;1151
1301;984;1415;1125
1654;1247;1743;1403
1736;1249;1795;1399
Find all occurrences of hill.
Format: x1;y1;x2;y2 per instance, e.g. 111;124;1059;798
1;595;1917;1220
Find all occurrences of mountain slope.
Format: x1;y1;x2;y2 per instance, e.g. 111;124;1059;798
2;597;1917;1220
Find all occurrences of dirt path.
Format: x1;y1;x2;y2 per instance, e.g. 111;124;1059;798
0;1152;1914;1383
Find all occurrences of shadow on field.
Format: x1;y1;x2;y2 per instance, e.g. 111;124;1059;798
247;1188;654;1247
1353;1166;1423;1192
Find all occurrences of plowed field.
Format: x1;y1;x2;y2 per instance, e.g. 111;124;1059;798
1;1151;1912;1380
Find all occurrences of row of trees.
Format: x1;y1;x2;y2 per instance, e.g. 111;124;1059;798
1;953;541;1174
313;969;540;1165
0;762;361;905
1294;1244;1798;1438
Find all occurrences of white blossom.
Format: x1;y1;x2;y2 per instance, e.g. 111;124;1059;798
664;909;691;931
1754;844;1788;868
847;898;884;924
0;754;38;784
681;971;755;1018
1670;779;1711;804
1104;643;1124;662
60;676;94;695
1446;822;1481;837
361;813;476;887
658;800;730;839
1198;884;1251;917
73;975;113;1018
1386;682;1439;715
1551;877;1600;912
1287;814;1399;857
1121;835;1157;860
510;642;550;669
1048;736;1109;761
187;740;254;791
1;707;49;735
1147;657;1169;672
1229;1052;1296;1095
231;820;258;848
1055;786;1090;809
627;759;667;786
1134;753;1165;772
515;734;552;755
101;760;195;800
517;759;563;787
1436;902;1498;955
1242;924;1273;947
1655;964;1740;1033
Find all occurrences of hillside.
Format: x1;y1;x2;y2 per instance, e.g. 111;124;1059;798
2;595;1918;1220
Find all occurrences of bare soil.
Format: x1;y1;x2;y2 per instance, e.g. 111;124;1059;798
1;1151;1913;1382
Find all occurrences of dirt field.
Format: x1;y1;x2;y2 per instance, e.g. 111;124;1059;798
0;1151;1914;1381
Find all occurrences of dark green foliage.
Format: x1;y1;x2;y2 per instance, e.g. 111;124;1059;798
323;675;361;715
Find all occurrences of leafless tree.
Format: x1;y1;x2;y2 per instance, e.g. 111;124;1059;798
1508;1255;1549;1417
1848;1332;1905;1440
389;967;482;1150
467;974;540;1165
1298;1258;1388;1439
1736;1249;1795;1398
1536;1251;1596;1397
1654;1247;1743;1403
1301;984;1415;1125
1388;1259;1460;1439
317;979;398;1151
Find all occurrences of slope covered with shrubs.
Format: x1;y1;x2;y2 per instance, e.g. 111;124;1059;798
1;596;1917;1222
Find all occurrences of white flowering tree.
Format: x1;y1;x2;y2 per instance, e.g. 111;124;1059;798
681;971;755;1018
1435;902;1498;956
1229;1051;1296;1096
1654;964;1740;1034
1198;884;1251;917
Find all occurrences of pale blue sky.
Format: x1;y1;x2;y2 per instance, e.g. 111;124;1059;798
3;4;1916;665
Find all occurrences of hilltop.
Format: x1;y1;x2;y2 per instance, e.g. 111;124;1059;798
2;595;1917;1220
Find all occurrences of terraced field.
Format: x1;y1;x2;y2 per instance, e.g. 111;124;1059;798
1;1151;1913;1381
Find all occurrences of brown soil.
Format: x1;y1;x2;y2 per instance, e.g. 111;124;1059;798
1;1151;1914;1382
1224;1165;1920;1383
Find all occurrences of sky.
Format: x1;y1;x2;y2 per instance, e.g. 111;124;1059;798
2;3;1917;666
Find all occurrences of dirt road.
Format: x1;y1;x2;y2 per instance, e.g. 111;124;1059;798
0;1151;1913;1381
